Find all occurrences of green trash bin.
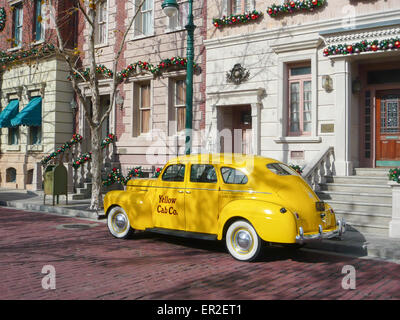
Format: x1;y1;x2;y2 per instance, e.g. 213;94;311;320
43;163;68;205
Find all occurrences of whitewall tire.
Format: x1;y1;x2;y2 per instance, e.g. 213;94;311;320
107;206;135;239
226;220;262;262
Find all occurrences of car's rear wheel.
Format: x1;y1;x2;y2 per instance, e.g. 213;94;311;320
107;206;135;239
226;220;262;262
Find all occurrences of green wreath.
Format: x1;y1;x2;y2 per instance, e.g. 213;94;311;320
0;7;6;32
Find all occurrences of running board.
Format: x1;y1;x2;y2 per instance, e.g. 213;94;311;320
145;228;218;241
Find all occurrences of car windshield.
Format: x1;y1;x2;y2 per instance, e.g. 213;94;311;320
267;163;300;177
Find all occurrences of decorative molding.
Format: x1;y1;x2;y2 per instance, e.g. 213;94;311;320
226;63;250;85
322;26;400;46
271;38;322;53
273;136;322;144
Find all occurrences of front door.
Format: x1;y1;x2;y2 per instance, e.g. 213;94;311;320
376;91;400;166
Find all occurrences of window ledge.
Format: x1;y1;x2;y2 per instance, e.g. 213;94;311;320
7;46;22;53
274;136;322;144
6;145;21;151
131;33;155;41
28;144;43;152
95;42;109;49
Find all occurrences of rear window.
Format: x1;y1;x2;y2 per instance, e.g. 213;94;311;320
267;163;300;176
221;167;248;184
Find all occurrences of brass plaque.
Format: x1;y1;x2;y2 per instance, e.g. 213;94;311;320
321;124;334;133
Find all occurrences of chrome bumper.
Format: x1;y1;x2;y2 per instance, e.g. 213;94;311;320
295;218;346;244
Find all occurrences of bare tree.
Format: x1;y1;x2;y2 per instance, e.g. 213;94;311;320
47;0;145;210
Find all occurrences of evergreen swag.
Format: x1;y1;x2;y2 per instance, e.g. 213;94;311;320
267;0;326;17
212;10;263;28
289;164;303;175
40;134;83;165
68;57;197;82
72;134;116;169
102;167;144;186
0;43;56;67
389;168;400;184
323;38;400;57
152;167;163;178
0;7;6;32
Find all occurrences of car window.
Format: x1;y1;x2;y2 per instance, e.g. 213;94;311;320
267;163;300;177
220;167;248;184
162;164;185;182
190;164;217;183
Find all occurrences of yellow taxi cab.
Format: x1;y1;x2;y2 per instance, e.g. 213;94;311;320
103;153;346;262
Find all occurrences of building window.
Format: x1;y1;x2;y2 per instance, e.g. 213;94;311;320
95;0;108;45
8;127;19;145
134;0;153;37
12;3;23;47
175;79;186;132
29;126;42;145
139;82;151;134
228;0;253;15
33;0;44;41
288;64;312;136
6;168;17;183
167;0;188;31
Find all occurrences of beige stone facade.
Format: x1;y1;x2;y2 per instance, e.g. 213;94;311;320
0;56;74;190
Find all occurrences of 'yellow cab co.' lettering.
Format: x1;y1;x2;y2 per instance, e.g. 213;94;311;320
157;195;178;215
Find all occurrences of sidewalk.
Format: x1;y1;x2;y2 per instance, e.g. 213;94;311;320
1;188;400;263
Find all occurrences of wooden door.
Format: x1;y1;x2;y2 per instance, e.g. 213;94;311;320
233;106;252;154
376;91;400;166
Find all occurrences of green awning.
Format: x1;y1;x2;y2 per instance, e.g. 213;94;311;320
0;100;19;128
11;96;42;127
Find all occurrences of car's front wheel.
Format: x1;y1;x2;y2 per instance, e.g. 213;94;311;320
107;206;135;239
225;220;262;262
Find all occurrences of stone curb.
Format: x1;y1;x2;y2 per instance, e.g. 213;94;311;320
0;200;100;221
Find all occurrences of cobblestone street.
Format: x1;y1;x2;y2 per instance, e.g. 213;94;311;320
1;207;400;301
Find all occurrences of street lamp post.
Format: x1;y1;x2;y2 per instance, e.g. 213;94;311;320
162;0;195;155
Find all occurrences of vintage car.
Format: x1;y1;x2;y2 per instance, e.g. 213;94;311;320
103;153;346;262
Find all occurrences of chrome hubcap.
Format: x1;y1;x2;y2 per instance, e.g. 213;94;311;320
114;213;127;232
234;229;252;252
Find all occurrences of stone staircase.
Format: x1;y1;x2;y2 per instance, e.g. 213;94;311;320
316;168;392;236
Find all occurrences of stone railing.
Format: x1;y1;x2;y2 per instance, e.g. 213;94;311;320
302;146;335;191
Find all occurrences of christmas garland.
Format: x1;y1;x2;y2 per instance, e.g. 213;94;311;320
102;167;144;186
323;38;400;57
72;133;116;169
289;164;303;175
117;57;198;81
68;57;197;82
389;168;400;184
67;64;113;81
0;43;56;67
267;0;326;18
0;7;6;32
213;10;263;28
152;167;163;178
40;134;83;165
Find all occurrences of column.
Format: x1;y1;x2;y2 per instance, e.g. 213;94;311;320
334;58;353;176
251;103;261;155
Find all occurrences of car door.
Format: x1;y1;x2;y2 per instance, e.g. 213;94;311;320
152;163;186;231
185;164;219;234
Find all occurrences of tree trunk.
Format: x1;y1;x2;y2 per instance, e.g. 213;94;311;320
89;125;103;210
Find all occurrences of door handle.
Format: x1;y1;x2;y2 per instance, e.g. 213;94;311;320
178;190;184;193
186;190;191;194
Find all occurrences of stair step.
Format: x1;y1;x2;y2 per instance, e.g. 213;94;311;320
325;175;389;185
327;199;392;215
317;191;392;204
333;210;391;227
319;182;392;194
343;222;389;236
354;168;391;177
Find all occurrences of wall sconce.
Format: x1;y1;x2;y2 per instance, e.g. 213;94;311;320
116;92;124;110
352;78;362;94
322;75;333;92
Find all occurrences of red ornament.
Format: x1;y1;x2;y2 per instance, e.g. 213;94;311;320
312;0;318;5
290;1;295;7
156;168;161;172
347;45;353;53
371;44;378;51
395;41;400;48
